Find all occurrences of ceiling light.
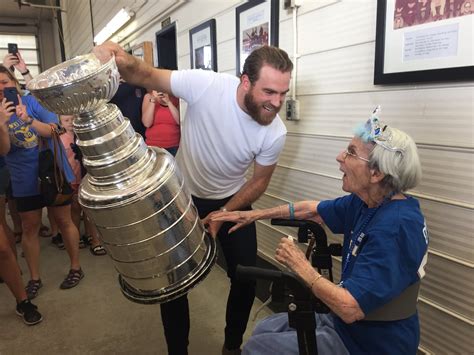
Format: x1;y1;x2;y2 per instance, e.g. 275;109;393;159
94;8;133;45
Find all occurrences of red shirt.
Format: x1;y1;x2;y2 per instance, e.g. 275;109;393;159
145;97;180;148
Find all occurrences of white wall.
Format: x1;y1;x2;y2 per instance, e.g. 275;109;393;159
61;0;474;353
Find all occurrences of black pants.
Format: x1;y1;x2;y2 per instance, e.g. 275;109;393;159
160;195;257;355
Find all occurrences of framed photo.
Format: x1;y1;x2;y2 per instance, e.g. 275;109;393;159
235;0;279;76
189;19;217;71
374;0;474;84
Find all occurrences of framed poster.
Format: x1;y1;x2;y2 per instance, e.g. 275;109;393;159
374;0;474;84
235;0;279;76
189;19;217;71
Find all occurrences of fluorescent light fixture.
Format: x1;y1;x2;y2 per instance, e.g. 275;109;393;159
94;8;133;44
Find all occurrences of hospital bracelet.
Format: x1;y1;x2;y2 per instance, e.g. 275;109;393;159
288;203;295;220
310;273;323;289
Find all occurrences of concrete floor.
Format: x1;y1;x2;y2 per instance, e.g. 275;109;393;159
0;230;272;354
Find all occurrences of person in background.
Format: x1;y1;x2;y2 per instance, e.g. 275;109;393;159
3;52;51;244
142;90;180;156
93;42;292;355
0;156;16;256
212;111;429;355
0;65;84;299
109;79;147;138
3;51;33;85
59;115;106;256
0;224;43;325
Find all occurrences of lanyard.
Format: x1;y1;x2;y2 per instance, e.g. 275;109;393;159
341;196;393;280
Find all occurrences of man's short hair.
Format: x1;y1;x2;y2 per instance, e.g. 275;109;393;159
241;46;293;84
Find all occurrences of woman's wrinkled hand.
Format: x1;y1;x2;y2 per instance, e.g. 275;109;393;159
210;210;255;234
202;210;224;238
275;237;310;275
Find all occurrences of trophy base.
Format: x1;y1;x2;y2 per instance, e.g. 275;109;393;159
118;236;217;304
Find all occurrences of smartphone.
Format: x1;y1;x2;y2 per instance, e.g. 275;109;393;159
8;43;18;56
3;87;19;106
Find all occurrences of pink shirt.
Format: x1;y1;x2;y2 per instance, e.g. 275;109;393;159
60;132;81;189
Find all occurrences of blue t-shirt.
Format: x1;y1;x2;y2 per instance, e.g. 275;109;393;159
318;194;429;355
4;95;74;197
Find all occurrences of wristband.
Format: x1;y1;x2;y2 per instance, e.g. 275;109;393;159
25;117;34;126
288;203;295;220
20;69;30;76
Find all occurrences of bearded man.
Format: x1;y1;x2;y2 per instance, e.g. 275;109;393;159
93;42;293;355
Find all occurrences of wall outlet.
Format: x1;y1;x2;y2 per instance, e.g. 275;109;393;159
286;99;300;121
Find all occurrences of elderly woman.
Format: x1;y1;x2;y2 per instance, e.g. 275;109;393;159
212;110;429;354
0;65;83;299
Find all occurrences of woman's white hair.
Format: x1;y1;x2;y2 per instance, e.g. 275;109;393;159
355;125;422;193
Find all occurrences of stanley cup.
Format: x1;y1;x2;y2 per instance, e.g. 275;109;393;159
27;54;217;304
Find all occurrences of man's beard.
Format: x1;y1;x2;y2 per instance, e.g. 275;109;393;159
244;90;280;126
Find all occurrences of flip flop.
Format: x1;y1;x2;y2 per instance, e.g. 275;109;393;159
90;245;107;256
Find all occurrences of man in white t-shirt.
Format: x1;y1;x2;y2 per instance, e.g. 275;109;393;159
93;42;293;355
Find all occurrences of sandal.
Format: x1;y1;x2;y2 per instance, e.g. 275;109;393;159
60;268;84;289
80;235;92;247
25;279;43;299
90;245;107;256
39;226;51;238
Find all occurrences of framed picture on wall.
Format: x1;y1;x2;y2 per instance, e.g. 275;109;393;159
235;0;279;76
189;19;217;71
374;0;474;84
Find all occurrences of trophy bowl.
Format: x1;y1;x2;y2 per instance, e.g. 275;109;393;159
27;53;119;115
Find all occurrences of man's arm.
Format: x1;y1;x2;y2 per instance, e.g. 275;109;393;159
223;162;276;212
93;41;173;94
202;162;276;237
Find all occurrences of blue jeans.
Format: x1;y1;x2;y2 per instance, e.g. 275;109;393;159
243;313;349;355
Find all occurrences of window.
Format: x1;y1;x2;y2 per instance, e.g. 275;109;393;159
0;34;40;84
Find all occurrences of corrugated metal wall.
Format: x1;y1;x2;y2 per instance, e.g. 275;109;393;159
61;0;474;353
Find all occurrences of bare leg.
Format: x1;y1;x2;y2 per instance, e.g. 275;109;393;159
0;224;27;301
19;209;42;280
47;207;59;237
0;196;16;257
49;204;80;270
7;198;22;241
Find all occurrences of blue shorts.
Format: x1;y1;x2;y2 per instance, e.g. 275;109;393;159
0;165;10;196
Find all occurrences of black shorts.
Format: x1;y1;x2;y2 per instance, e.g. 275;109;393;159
15;194;72;213
0;165;10;197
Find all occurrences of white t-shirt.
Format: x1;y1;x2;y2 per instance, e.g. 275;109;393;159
171;70;287;199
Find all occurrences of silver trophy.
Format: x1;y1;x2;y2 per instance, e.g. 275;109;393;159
27;54;217;304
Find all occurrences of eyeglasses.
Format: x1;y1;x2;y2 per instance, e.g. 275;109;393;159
342;149;370;162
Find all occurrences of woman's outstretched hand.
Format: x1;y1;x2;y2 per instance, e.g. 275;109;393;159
210;210;256;234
